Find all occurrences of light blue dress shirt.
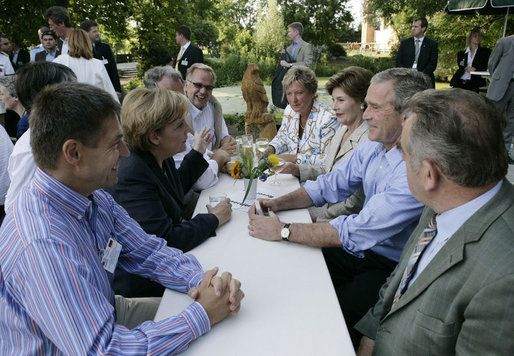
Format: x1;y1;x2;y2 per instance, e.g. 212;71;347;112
304;139;424;262
408;180;503;287
291;39;301;59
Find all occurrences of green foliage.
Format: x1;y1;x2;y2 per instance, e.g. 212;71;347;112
254;0;286;58
192;20;219;50
279;0;353;47
349;55;394;74
123;76;143;93
328;43;347;58
208;54;277;87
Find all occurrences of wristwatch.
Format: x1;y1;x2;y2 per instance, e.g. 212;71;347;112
281;223;291;241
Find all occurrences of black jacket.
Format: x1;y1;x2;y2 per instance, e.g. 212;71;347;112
105;148;218;297
173;43;203;79
396;36;438;87
10;48;29;70
93;42;122;92
450;46;491;92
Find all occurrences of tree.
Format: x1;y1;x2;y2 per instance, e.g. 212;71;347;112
279;0;353;47
254;0;286;58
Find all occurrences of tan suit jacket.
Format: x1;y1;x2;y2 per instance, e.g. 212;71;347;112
300;121;368;221
355;180;514;355
287;39;313;68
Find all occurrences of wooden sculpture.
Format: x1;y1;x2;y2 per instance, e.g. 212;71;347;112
241;63;277;140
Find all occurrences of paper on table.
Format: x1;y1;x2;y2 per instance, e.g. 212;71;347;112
229;187;284;212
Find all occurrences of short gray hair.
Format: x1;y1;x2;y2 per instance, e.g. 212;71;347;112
404;88;507;187
371;68;431;114
0;75;17;97
186;63;217;86
144;66;184;89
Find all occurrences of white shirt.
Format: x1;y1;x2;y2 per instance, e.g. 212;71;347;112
61;39;68;55
189;101;229;148
5;129;35;210
0;54;14;76
412;36;425;68
460;47;476;81
0;125;14;205
178;41;191;60
408;181;502;287
173;133;219;190
53;55;119;103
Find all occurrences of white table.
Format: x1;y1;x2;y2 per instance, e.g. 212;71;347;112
155;173;355;355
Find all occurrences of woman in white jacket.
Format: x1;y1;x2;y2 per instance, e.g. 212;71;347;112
54;29;119;103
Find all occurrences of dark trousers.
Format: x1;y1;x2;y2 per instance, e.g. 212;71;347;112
322;247;397;349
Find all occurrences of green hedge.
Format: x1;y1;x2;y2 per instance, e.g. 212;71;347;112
207;54;277;87
348;55;394;74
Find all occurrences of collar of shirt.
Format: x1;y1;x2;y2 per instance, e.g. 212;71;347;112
182;41;191;51
414;36;425;45
435;180;503;244
373;141;403;168
33;168;93;220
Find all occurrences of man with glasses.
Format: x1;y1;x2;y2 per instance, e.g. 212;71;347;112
184;63;235;156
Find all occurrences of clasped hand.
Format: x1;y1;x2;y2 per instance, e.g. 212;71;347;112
188;267;244;326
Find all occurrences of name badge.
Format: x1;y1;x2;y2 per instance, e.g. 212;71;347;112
100;238;122;274
412;63;418;69
181;59;188;66
102;58;109;65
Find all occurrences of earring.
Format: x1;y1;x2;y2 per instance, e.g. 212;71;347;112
360;105;365;110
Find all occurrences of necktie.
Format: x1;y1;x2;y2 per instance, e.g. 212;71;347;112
175;47;184;71
392;213;438;306
414;39;421;64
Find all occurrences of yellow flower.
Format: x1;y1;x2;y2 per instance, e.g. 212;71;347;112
268;154;279;167
230;160;241;179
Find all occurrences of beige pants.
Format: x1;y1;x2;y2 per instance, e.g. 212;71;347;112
115;295;161;329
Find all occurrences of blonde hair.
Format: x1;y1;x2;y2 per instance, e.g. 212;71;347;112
282;65;318;95
465;28;481;49
68;29;93;59
121;88;189;152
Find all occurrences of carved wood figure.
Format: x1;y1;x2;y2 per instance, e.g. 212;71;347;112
241;64;277;140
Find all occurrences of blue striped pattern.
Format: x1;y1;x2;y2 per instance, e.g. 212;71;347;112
0;169;210;354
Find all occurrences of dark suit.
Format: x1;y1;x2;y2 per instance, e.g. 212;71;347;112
34;49;59;62
355;180;514;354
93;42;122;93
450;46;491;92
173;43;203;79
105;149;219;297
396;37;438;87
9;48;29;70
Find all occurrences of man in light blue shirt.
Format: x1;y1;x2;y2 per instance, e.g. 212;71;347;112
355;88;513;355
249;68;431;347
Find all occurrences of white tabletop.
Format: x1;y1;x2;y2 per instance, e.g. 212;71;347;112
155;173;355;355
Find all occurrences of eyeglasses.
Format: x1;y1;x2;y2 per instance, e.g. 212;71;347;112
187;80;214;92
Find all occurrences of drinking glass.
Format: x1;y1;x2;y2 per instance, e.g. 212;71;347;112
270;158;285;185
256;138;269;156
209;192;227;207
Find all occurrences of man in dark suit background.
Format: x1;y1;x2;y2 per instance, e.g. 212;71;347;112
173;25;203;79
8;39;30;70
80;20;122;100
396;17;438;87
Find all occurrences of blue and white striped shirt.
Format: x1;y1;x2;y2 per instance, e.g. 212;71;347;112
0;169;210;355
304;139;424;262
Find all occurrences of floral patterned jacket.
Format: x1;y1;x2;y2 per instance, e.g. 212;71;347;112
270;100;340;165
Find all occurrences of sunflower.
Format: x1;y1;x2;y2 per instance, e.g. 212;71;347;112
230;160;241;179
268;154;280;167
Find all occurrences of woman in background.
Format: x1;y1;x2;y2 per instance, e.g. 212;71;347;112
54;29;118;102
450;28;491;93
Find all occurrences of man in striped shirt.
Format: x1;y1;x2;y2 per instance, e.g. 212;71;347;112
0;82;244;355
